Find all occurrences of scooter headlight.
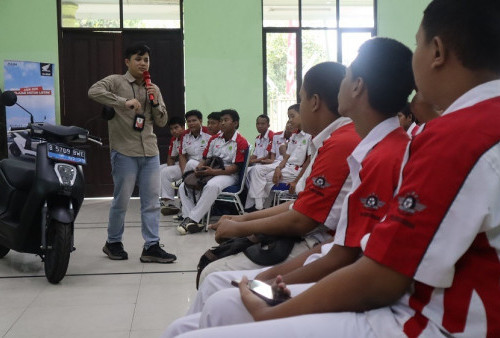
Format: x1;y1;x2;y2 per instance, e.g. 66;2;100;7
54;163;77;186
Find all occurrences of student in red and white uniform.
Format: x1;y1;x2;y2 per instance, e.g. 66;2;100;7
177;109;249;235
163;38;414;335
249;114;274;165
160;110;212;216
159;116;185;208
199;62;360;284
244;119;294;210
165;1;500;337
206;111;221;136
247;105;311;210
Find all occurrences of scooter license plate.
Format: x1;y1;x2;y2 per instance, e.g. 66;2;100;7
47;143;86;165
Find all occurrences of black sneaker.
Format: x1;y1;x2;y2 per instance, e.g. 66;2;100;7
176;217;192;235
140;243;177;263
186;219;205;234
103;241;128;260
173;214;184;222
161;205;180;216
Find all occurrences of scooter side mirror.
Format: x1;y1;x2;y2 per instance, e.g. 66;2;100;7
1;90;18;107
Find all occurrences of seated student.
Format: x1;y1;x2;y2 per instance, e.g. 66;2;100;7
410;90;442;125
161;110;212;216
247;104;311;210
166;0;500;336
206;111;221;135
249;114;274;166
159;117;185;210
176;109;249;235
397;102;419;135
166;37;415;331
200;62;360;284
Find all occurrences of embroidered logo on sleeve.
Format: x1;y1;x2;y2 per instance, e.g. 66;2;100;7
398;192;426;214
312;176;331;189
360;194;385;210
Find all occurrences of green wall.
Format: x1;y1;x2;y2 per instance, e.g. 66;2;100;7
0;0;60;122
377;0;432;49
183;0;263;141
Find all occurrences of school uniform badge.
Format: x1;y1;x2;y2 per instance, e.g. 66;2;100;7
360;194;385;210
398;192;426;214
312;176;330;188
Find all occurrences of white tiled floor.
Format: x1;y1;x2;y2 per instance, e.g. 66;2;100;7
0;199;216;338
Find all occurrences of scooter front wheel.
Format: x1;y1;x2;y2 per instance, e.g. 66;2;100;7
0;244;9;258
44;221;72;284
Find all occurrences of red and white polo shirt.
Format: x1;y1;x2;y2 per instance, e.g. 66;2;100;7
203;131;249;166
180;129;211;161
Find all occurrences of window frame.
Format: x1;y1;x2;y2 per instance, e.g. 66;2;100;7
262;0;377;116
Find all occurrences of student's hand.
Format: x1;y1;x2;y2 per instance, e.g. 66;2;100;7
195;166;210;177
271;275;291;300
273;167;283;184
126;98;141;112
288;181;297;194
214;219;240;243
146;82;159;104
239;276;272;321
208;215;234;230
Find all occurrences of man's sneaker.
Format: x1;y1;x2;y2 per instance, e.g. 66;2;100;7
185;218;205;234
102;241;128;260
176;217;192;235
140;243;177;263
173;214;184;222
161;205;180;216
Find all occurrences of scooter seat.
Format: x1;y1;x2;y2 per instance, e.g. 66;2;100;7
0;159;36;191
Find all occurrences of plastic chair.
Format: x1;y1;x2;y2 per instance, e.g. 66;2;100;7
271;182;297;206
205;146;253;227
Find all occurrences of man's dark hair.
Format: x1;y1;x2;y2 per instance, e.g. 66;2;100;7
124;43;151;59
167;116;185;128
256;114;270;123
401;102;416;121
288;103;300;112
207;111;221;121
303;62;346;115
350;37;414;117
422;0;500;73
220;109;240;129
185;109;203;120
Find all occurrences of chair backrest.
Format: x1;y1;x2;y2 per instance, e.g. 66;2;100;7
222;145;253;195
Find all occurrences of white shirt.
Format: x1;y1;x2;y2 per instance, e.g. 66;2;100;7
181;130;211;161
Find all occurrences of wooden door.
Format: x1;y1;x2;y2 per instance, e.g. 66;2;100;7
60;29;184;197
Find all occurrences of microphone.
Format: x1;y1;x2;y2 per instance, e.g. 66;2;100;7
143;71;155;102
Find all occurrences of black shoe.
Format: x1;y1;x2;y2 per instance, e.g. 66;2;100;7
161;205;180;216
103;241;128;260
172;214;184;222
140;243;177;263
185;219;205;234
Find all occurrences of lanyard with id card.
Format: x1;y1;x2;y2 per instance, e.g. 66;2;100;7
130;82;148;132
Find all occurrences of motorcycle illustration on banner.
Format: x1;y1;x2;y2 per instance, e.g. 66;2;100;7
3;60;56;159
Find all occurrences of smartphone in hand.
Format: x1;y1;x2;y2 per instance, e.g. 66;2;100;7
231;279;291;306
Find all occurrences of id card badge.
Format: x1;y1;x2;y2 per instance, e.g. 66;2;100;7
133;114;145;131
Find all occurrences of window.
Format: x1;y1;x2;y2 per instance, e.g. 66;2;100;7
60;0;181;29
263;0;376;131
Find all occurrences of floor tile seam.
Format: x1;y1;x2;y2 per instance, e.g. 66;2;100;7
129;262;145;335
0;270;197;279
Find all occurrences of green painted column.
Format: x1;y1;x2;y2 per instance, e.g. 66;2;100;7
183;0;264;141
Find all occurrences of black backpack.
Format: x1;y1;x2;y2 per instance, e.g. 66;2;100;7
182;156;225;203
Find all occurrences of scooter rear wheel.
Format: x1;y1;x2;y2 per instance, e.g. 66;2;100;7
44;221;72;284
0;244;9;258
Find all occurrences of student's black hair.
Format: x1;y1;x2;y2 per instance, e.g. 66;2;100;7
288;103;300;112
124;43;151;60
422;0;500;73
220;109;240;129
350;37;414;118
185;109;203;120
207;111;221;121
302;62;346;115
400;102;416;122
256;114;270;123
167;116;185;128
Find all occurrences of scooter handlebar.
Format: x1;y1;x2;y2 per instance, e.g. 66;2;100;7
87;135;103;146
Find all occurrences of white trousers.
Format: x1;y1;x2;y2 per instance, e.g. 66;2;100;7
198;241;311;286
179;174;237;223
247;163;300;209
160;160;199;200
163;284;380;338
